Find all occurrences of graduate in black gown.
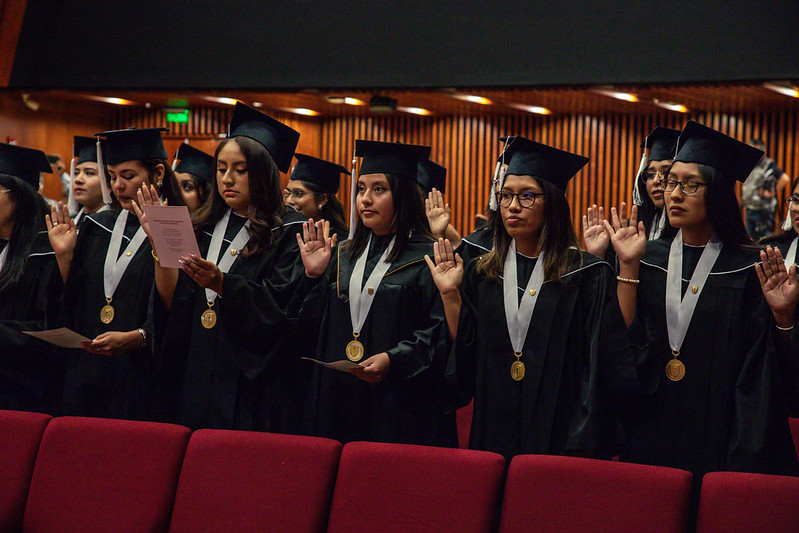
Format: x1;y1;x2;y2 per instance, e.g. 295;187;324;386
293;140;456;447
583;127;681;263
428;137;620;460
760;177;799;265
603;121;799;513
283;153;348;243
0;143;62;412
172;142;214;214
68;136;113;232
47;127;184;421
142;102;306;431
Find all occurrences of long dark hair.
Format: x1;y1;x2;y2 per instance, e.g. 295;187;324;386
477;178;580;282
294;179;348;236
634;164;663;236
660;163;760;252
0;174;45;292
184;172;211;207
760;176;799;245
192;137;284;256
342;173;432;263
139;159;185;208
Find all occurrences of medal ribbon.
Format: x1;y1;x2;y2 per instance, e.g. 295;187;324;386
784;236;797;271
349;233;396;336
649;208;667;240
204;208;251;305
103;210;148;301
0;242;8;273
665;231;722;354
502;240;546;354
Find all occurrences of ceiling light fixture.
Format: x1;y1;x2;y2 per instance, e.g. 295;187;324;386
593;89;639;102
764;82;799;98
509;104;552;115
282;107;320;116
453;94;493;105
653;100;690;113
203;96;238;105
87;96;137;105
397;106;432;116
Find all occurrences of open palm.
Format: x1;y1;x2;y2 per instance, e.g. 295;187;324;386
297;218;335;278
424;238;463;297
756;247;799;322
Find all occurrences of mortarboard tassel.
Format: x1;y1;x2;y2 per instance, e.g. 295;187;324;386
67;153;79;215
488;161;501;211
347;149;358;240
96;139;113;205
782;211;792;231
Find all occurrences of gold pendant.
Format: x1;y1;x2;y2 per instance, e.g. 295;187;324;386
691;285;698;294
100;304;115;324
201;309;217;329
346;338;365;362
511;360;525;381
665;351;685;381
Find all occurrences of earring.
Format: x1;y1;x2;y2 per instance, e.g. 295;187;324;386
157;180;163;188
318;204;323;210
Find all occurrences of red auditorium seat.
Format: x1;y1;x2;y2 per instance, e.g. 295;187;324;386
327;441;505;533
0;410;51;532
789;418;799;461
697;471;799;533
457;400;473;449
499;455;693;533
23;416;191;533
169;429;342;533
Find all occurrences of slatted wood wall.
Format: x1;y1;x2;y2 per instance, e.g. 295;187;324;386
114;107;799;237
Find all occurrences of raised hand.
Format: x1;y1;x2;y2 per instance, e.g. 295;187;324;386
755;246;799;327
425;188;451;239
45;202;77;257
603;203;646;266
582;204;610;258
131;184;165;242
296;218;335;278
424;237;463;297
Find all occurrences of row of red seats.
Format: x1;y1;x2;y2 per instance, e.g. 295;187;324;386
1;409;798;533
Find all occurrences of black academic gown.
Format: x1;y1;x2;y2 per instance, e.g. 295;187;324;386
455;250;618;460
154;209;306;431
456;224;493;263
291;232;456;447
0;232;63;413
59;209;159;421
603;240;799;483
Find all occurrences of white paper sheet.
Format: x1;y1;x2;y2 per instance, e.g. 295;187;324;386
23;328;92;349
301;357;364;372
141;205;201;268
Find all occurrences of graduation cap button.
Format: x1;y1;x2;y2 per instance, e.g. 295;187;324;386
126;250;133;257
530;289;536;296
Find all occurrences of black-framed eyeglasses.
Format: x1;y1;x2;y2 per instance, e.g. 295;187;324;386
662;179;707;195
786;196;799;209
640;169;666;183
497;190;544;208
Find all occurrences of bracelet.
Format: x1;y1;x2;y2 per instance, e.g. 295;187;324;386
137;328;147;347
616;276;640;285
775;324;794;331
151;249;159;262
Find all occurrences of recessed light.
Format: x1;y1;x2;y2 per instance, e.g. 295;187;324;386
509;104;551;115
252;102;263;108
87;96;137;105
203;96;238;105
282;107;320;116
398;106;432;116
764;82;799;98
594;89;639;103
653;100;689;113
453;94;493;105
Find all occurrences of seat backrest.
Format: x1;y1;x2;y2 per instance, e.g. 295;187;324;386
24;416;191;533
499;455;693;533
169;429;342;533
327;441;505;533
697;471;799;533
0;410;52;532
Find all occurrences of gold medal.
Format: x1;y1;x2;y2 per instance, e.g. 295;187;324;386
100;304;115;324
346;333;364;362
691;285;698;294
201;309;217;329
511;352;525;381
666;351;685;381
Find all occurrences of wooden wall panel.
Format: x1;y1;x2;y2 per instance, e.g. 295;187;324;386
112;105;798;239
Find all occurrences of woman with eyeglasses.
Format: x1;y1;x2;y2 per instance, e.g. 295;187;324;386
583;127;680;261
427;137;622;460
603;122;799;514
760;178;799;267
283;154;348;243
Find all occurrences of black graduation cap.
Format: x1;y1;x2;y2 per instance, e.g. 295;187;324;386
174;143;214;185
46;154;61;165
73;136;105;164
499;136;589;191
227;102;300;173
417;160;447;194
673;121;764;184
289;154;346;193
642;127;681;162
0;142;52;189
95;127;169;166
355;140;431;181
